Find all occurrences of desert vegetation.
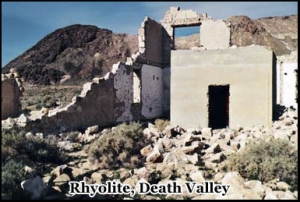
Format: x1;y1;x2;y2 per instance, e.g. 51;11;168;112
20;85;82;112
88;122;151;169
226;137;298;191
1;125;68;199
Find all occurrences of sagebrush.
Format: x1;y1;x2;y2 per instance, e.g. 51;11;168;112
226;137;298;191
1;125;68;198
88;122;150;169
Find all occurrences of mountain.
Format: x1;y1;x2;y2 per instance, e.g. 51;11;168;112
228;15;297;56
2;15;297;85
2;24;138;85
175;15;298;57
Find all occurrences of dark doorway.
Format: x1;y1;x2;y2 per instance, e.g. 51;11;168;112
208;85;230;129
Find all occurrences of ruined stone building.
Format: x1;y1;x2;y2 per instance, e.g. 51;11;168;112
1;68;23;120
2;7;298;132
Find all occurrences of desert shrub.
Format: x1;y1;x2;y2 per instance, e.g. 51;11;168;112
60;131;80;142
88;122;150;169
2;128;67;164
226;138;298;191
1;126;68;198
1;159;30;198
154;119;170;132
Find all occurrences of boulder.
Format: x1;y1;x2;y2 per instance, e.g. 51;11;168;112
140;145;153;157
244;180;266;198
186;153;199;165
264;192;278;199
181;141;202;154
274;130;290;141
190;171;205;183
143;127;160;139
221;172;245;192
162;136;173;150
201;128;212;139
17;114;29;126
162;125;173;138
91;172;103;184
146;146;162;163
53;173;71;186
276;181;290;191
85;125;99;135
21;176;47;199
137;167;150;181
205;143;221;154
213;172;225;183
57;141;82;152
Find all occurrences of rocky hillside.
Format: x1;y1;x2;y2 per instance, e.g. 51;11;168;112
228;15;297;56
2;15;297;85
2;24;138;85
176;15;297;57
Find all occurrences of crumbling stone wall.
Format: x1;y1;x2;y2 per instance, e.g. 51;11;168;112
1;78;21;120
277;62;298;108
135;16;171;117
26;63;135;132
276;51;298;108
138;17;171;67
25;61;167;133
161;7;208;41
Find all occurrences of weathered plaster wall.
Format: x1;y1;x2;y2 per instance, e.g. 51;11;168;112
113;63;133;122
1;78;21;120
171;46;275;129
162;67;171;116
141;64;164;119
138;17;171;66
200;20;231;50
277;62;298;108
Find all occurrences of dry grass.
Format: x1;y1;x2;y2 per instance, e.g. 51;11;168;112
20;85;82;112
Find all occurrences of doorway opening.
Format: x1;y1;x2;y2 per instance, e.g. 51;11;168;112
208;85;230;129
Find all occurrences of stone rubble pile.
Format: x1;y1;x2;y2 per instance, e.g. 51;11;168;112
8;107;298;199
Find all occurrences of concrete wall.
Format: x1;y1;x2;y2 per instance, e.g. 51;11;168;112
1;78;21;120
277;62;298;108
171;46;275;129
200;20;230;50
141;64;164;119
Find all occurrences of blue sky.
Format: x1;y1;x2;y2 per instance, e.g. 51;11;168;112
1;1;298;67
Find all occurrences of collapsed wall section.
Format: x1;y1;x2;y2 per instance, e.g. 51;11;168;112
161;7;208;40
138;17;171;67
276;56;298;108
26;63;135;133
1;78;22;120
134;16;171;116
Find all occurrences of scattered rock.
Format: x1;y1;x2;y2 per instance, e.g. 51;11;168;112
21;176;47;199
85;125;99;135
140;145;153;157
